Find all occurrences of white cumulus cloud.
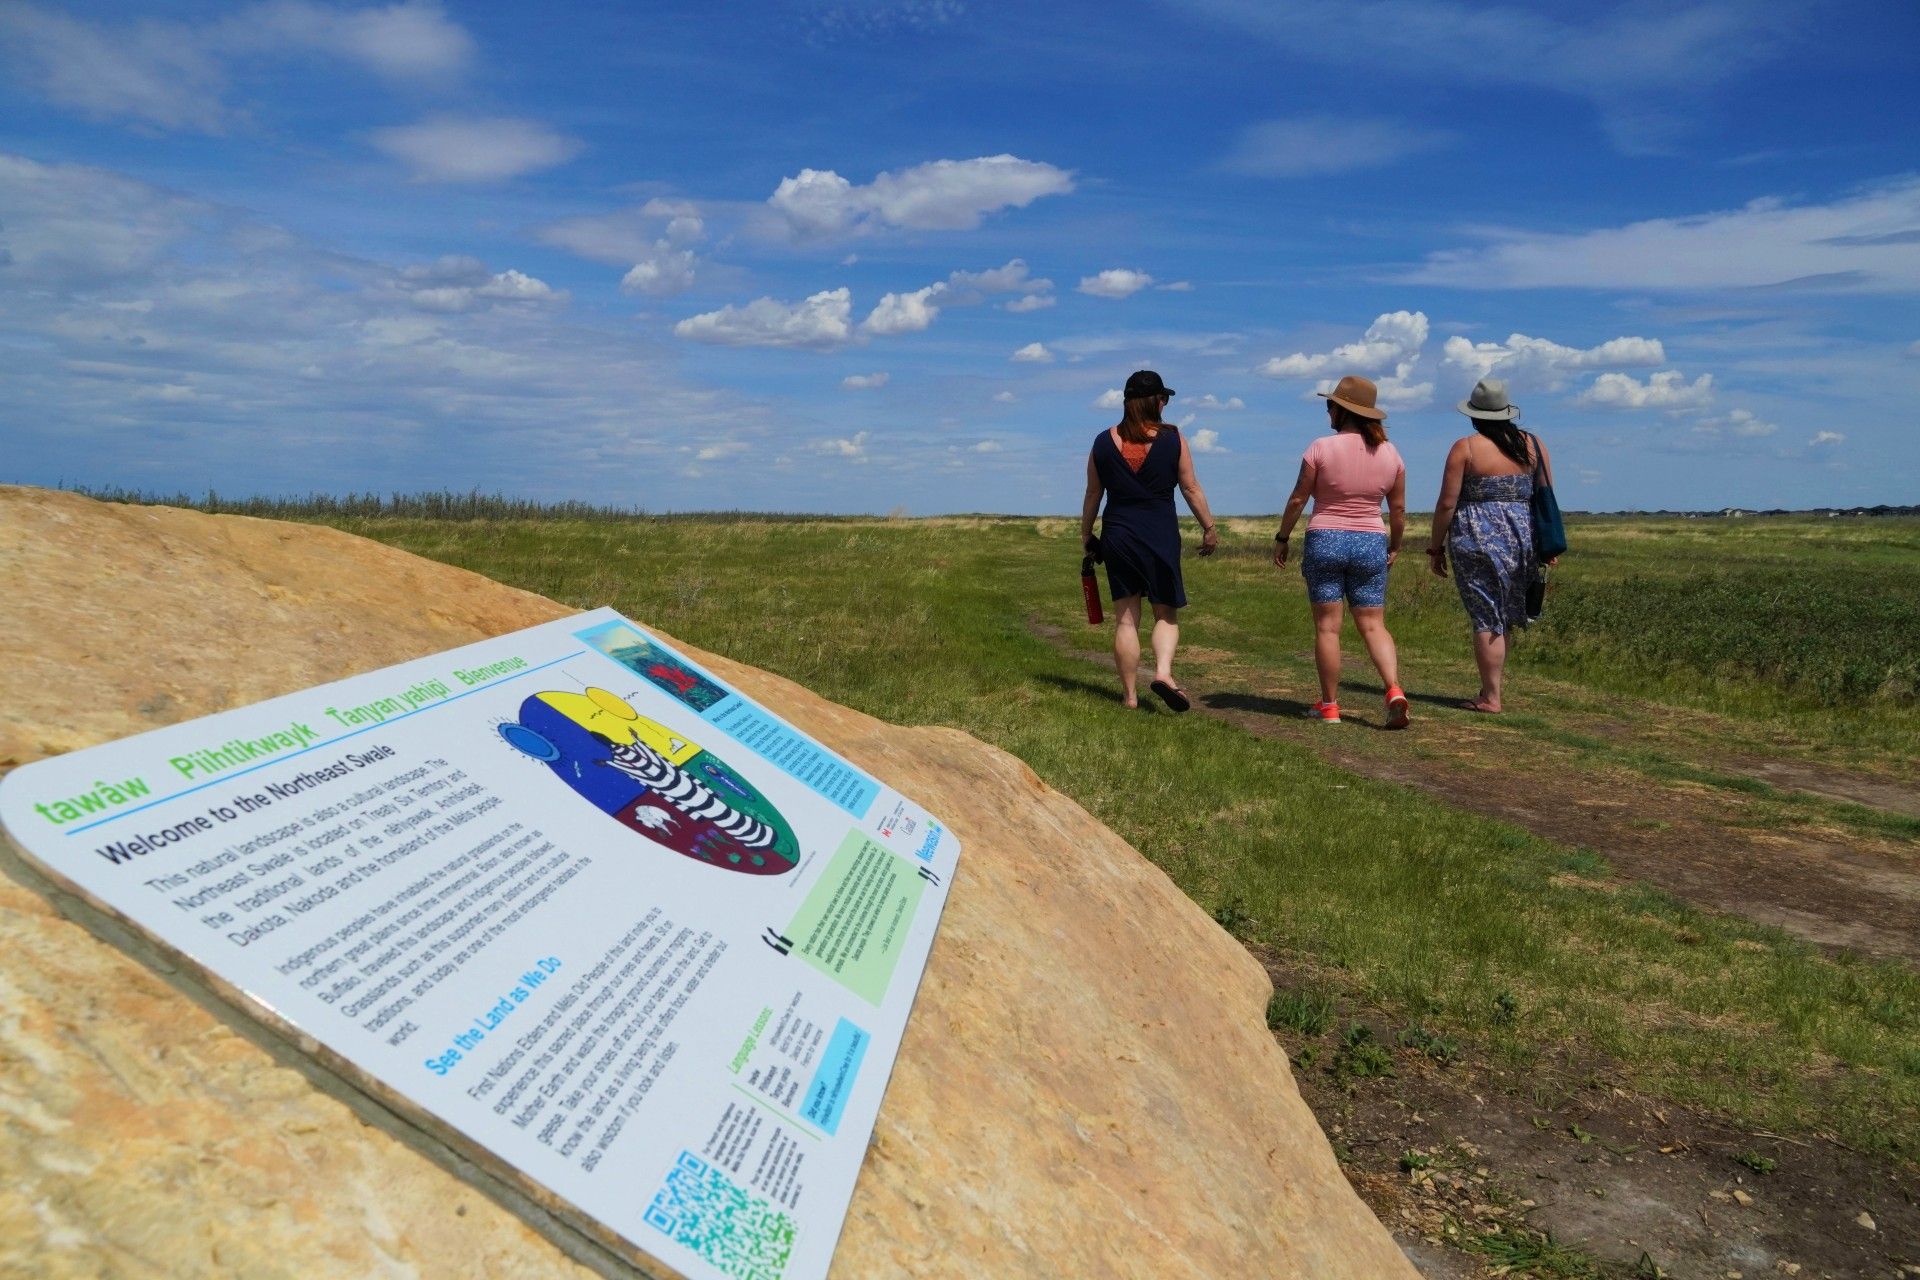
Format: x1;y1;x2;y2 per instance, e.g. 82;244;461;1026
1441;332;1665;389
857;259;1055;337
1808;430;1845;447
947;259;1045;294
370;116;583;183
768;155;1073;238
1262;310;1428;378
1578;370;1715;410
1011;342;1053;363
949;258;1054;309
1222;115;1450;177
992;391;1016;403
811;430;870;460
1190;428;1226;453
1263;312;1435;409
539;200;706;265
1093;389;1123;410
842;372;889;389
862;283;946;335
970;440;1002;453
1191;394;1244;410
674;287;853;349
397;256;562;312
621;247;698;297
1078;269;1154;299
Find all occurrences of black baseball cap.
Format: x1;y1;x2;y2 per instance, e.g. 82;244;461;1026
1124;369;1174;399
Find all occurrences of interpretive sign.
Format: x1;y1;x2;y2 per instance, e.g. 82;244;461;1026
0;608;960;1280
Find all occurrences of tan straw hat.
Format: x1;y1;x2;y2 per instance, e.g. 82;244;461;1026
1316;374;1387;421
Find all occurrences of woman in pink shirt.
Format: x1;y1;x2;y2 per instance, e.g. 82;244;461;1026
1272;375;1410;727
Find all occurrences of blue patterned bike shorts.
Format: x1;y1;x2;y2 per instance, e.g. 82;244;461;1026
1301;529;1390;607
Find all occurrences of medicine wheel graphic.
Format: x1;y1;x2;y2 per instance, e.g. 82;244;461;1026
498;687;800;876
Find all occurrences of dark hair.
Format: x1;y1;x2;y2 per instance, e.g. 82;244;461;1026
1117;394;1164;444
1473;419;1532;467
1330;404;1386;451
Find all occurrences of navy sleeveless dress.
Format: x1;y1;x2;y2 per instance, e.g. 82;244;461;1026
1092;425;1187;608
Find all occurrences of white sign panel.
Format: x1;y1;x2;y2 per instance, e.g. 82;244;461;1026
0;608;959;1280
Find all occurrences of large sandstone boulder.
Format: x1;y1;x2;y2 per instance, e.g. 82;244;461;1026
0;485;1419;1279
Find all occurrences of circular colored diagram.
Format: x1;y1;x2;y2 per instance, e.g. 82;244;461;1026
498;687;799;876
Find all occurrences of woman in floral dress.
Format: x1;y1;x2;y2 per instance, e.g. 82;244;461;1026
1425;378;1554;713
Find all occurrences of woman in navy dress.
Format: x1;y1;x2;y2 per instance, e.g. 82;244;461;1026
1078;370;1220;711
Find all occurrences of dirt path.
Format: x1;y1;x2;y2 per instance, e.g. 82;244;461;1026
1252;951;1920;1280
1032;618;1920;966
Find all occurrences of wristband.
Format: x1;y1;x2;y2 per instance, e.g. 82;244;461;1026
1274;531;1289;543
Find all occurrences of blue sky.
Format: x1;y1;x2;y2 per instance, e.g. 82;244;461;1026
2;0;1916;513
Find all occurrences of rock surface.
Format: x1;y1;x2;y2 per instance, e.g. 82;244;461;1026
0;485;1418;1279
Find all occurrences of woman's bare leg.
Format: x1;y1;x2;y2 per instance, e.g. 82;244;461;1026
1150;602;1180;686
1471;629;1506;710
1112;595;1144;707
1350;606;1399;691
1311;601;1345;703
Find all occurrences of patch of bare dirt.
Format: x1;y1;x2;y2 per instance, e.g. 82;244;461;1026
1727;758;1920;820
1239;705;1920;966
1333;747;1920;965
1253;951;1920;1280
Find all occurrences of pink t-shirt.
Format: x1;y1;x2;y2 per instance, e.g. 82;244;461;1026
1302;432;1404;533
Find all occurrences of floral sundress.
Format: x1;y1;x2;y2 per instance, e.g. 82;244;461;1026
1448;473;1536;635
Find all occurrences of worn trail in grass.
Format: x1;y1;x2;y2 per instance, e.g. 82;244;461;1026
1031;612;1920;964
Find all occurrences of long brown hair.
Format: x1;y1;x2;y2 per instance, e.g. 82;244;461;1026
1116;394;1164;445
1331;404;1387;451
1473;419;1532;467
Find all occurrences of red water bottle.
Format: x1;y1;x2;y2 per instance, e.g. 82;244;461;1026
1081;555;1104;625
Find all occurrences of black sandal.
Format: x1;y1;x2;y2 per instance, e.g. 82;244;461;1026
1149;679;1191;713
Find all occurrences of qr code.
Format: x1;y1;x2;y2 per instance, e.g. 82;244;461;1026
644;1151;797;1280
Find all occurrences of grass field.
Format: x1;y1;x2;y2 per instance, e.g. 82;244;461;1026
106;492;1920;1165
247;505;1918;1165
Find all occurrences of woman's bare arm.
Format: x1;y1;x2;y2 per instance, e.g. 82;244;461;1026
1080;452;1103;547
1386;466;1407;564
1176;435;1220;555
1273;459;1315;566
1427;439;1469;576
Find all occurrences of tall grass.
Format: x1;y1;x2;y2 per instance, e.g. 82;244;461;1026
1532;568;1919;707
